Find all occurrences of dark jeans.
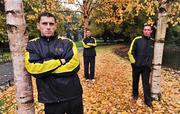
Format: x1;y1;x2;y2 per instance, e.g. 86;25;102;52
44;96;83;114
131;65;152;103
83;56;95;80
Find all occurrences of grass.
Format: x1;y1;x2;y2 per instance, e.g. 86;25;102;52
0;99;5;113
0;52;11;63
75;39;122;48
3;52;11;57
75;41;83;47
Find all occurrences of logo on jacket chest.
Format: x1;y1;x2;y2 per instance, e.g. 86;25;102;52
55;47;64;52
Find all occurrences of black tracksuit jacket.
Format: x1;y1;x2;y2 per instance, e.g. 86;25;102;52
25;34;82;103
128;35;154;67
82;37;97;56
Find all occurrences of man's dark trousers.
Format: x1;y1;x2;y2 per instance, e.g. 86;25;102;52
44;96;83;114
132;65;152;103
83;56;95;79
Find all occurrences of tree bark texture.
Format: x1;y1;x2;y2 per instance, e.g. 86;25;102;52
83;0;89;38
151;0;168;101
4;0;35;113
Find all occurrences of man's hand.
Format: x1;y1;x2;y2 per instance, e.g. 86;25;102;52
60;59;66;65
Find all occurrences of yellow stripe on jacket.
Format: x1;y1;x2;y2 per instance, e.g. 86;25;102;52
128;36;142;64
87;37;97;46
82;40;91;48
82;37;97;48
52;41;80;73
25;51;61;74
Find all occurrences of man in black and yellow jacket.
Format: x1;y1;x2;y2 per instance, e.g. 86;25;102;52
25;12;83;114
82;30;97;81
128;24;154;108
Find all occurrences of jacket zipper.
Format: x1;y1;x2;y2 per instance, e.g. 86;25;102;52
47;38;62;102
47;38;50;55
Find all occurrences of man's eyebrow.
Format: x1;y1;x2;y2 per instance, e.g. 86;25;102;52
42;22;55;24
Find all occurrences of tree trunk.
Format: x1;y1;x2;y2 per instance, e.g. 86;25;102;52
151;0;168;101
83;0;89;38
4;0;35;113
83;15;89;38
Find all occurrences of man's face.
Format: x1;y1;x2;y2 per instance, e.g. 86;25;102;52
86;31;91;37
37;16;57;37
143;26;152;37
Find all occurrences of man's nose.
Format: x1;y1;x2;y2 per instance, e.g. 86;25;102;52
46;24;51;29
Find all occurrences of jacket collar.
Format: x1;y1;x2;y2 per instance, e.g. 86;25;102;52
40;32;58;41
86;36;92;39
142;35;151;40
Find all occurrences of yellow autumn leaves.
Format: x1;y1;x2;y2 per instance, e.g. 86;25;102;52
25;0;180;28
0;45;179;114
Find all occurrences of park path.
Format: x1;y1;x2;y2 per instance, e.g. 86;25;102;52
80;45;180;114
0;45;179;114
0;62;13;90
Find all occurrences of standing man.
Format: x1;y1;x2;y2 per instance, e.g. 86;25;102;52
128;24;154;108
25;12;83;114
82;30;97;81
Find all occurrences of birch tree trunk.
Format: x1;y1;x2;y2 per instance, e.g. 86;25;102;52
151;0;168;101
83;0;89;38
83;13;89;38
82;0;97;38
4;0;35;113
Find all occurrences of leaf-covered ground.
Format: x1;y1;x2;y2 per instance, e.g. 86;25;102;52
0;45;180;114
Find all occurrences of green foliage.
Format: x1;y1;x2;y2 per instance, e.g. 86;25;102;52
89;7;158;44
0;99;5;113
26;20;39;40
120;10;157;40
89;19;104;37
90;0;180;45
166;24;180;46
1;0;179;46
24;0;65;39
63;10;82;41
75;41;83;47
0;2;7;43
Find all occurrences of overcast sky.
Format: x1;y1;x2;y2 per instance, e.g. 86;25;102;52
61;0;83;11
60;0;83;4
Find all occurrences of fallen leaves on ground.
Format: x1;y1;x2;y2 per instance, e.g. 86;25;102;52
0;45;179;114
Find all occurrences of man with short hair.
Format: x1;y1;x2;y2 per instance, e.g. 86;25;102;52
25;12;83;114
82;30;97;82
128;24;154;108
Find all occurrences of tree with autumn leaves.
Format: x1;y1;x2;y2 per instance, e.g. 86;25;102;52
94;0;180;100
4;0;35;113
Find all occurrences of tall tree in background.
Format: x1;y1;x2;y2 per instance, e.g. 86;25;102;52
94;0;179;101
81;0;99;38
4;0;34;113
150;0;179;100
94;0;155;40
0;0;7;43
96;0;147;24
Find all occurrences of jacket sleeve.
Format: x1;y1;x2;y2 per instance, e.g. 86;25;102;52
52;40;80;74
82;39;91;48
87;38;97;47
128;38;136;64
25;42;61;76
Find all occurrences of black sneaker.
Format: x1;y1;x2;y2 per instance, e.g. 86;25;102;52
132;96;138;100
145;102;153;108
